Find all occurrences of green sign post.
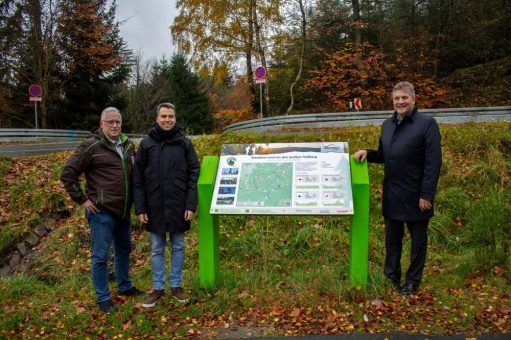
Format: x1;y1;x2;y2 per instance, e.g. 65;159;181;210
197;155;369;288
197;156;220;288
348;155;370;287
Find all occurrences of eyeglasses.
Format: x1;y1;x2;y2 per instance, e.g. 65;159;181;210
102;120;122;126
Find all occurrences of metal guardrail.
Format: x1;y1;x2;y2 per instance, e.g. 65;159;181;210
0;129;145;142
0;129;90;142
223;106;511;133
0;129;147;157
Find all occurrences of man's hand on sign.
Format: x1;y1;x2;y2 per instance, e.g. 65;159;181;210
353;150;367;162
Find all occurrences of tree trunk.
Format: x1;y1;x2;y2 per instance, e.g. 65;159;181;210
28;0;58;129
351;0;366;95
286;0;306;115
29;0;45;128
352;0;362;46
247;0;257;115
253;0;270;117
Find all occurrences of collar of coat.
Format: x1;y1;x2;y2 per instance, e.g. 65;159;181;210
95;128;129;145
392;106;418;124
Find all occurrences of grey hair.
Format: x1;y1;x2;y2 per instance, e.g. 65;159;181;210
392;81;415;98
100;107;121;121
157;102;176;115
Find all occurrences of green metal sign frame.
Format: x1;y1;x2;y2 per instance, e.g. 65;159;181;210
197;155;369;288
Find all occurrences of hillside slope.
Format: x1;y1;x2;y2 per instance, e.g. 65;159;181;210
444;57;511;107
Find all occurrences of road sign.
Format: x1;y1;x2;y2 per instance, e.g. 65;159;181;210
28;84;42;130
254;66;267;119
28;84;42;97
354;97;362;111
254;65;267;80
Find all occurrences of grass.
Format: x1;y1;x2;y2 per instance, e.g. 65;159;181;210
0;122;510;338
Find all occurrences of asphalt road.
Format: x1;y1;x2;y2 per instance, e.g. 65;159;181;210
0;138;144;157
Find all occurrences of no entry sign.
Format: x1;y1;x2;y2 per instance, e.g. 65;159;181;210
28;84;42;97
254;65;267;80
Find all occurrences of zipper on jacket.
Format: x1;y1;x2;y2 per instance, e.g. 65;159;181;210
107;135;131;219
121;143;132;218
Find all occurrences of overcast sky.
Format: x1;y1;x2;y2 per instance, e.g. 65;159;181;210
115;0;178;61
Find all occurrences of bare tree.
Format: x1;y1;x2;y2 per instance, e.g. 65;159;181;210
125;53;169;133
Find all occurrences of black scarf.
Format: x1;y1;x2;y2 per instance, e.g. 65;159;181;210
149;123;182;142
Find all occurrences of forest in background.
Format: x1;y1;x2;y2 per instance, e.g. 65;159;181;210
1;0;510;133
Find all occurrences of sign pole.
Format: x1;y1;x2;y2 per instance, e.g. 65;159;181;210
349;156;370;287
34;100;38;129
254;65;267;119
28;84;42;129
259;83;263;119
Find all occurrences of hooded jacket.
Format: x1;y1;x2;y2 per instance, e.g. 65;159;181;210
133;123;200;233
60;129;135;219
367;107;442;221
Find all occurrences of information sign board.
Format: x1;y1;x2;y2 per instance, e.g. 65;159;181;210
210;142;354;215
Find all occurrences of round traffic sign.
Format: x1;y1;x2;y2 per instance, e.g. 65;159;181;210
28;84;42;97
254;66;267;80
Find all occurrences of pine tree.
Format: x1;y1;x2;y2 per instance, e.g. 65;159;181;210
166;54;213;134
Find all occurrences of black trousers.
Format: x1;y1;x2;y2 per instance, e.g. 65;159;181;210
384;218;429;287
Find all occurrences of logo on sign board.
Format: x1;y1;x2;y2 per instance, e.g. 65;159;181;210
227;157;236;166
322;143;342;153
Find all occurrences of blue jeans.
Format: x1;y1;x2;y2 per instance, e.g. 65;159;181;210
86;210;133;302
151;232;185;290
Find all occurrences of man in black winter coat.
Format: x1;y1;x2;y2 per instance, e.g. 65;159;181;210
354;82;442;295
133;103;200;307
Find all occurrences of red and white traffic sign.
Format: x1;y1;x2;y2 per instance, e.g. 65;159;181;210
354;97;362;111
28;84;42;97
254;65;267;80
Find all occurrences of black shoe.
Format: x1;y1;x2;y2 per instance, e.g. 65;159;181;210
386;277;401;291
119;286;144;297
400;282;419;296
98;299;118;312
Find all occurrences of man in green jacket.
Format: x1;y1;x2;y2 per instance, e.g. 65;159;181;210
61;107;142;312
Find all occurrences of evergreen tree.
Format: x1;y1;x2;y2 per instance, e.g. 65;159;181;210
57;0;130;130
166;54;213;134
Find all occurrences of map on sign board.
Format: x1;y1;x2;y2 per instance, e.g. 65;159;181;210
210;142;354;215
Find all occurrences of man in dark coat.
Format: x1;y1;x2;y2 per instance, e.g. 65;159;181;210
354;81;442;295
133;102;200;307
61;107;142;312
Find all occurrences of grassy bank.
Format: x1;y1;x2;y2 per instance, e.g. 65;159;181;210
0;122;509;338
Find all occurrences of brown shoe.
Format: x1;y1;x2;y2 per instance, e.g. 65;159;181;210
142;289;164;308
171;287;189;304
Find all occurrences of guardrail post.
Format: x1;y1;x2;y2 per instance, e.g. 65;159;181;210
197;156;220;288
349;155;370;288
